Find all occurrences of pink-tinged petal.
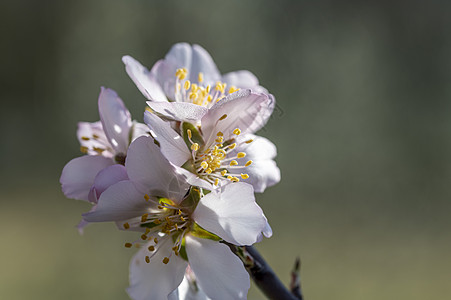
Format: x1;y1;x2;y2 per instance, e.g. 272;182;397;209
122;55;168;102
60;155;114;201
77;121;114;158
229;134;280;193
125;136;189;202
222;70;268;93
83;180;149;222
98;87;133;154
151;43;221;100
143;111;191;166
200;90;274;145
130;121;150;142
146;101;208;123
185;236;250;300
192;183;266;245
128;240;187;300
88;164;128;203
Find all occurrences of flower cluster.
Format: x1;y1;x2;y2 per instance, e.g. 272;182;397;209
60;43;280;300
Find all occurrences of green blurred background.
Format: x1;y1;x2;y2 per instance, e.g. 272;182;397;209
1;0;451;299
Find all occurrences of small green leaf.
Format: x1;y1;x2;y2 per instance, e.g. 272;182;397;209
190;223;221;241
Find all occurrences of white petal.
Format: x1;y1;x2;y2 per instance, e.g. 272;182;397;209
229;134;280;193
125;136;189;202
201;90;274;145
122;55;168;102
77;121;114;158
88;164;128;203
83;180;150;222
128;240;187;300
143;111;191;166
150;43;221;100
221;70;258;89
193;183;266;245
60;155;114;201
130;121;150;142
98;87;133;154
146;101;208;123
185;236;249;300
170;275;210;300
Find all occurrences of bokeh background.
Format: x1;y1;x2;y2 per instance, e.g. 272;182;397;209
1;0;451;299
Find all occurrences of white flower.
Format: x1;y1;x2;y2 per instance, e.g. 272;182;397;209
122;43;273;123
143;91;280;193
60;87;148;202
83;136;269;300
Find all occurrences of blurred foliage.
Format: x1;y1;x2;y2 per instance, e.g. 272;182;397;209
1;0;451;299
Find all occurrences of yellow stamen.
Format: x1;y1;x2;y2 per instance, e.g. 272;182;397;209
221;170;227;176
214;178;219;185
245;160;253;167
123;223;130;230
144;194;150;201
81;136;90;141
241;173;249;179
184;80;191;90
198;72;204;82
230;160;238;166
145;256;150;263
163;257;170;264
141;234;147;240
237;152;246;158
201;161;208;169
233;128;241;135
124;243;132;248
191;143;199;151
187;129;192;139
141;214;148;222
219;114;227;120
148;245;155;251
92;134;99;139
80;146;88;154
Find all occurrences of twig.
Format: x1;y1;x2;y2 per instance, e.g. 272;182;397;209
290;257;303;299
224;242;303;300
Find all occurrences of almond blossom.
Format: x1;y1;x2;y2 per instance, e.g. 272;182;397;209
60;87;148;202
143;90;280;193
122;43;273;123
83;136;269;300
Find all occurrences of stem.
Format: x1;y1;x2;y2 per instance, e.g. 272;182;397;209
224;242;303;300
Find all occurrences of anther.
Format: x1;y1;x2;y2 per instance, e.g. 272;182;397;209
123;223;130;230
148;245;155;251
184;80;191;90
145;256;150;263
221;170;227;176
154;238;158;244
237;152;246;158
163;257;170;264
245;139;253;144
245;160;253;167
141;234;147;240
241;173;249;179
92;134;99;139
230;160;238;166
198;72;204;82
214;179;219;186
124;243;133;248
141;214;148;222
219;114;227;121
80;146;88;154
233;128;241;135
201;161;208;169
81;136;90;141
191;143;199;151
217;131;223;136
144;194;150;201
187;129;192;139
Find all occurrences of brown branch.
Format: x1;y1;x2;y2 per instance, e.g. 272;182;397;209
224;242;303;300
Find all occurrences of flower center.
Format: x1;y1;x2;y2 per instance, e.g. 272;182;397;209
186;119;253;186
174;68;240;107
123;196;192;264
